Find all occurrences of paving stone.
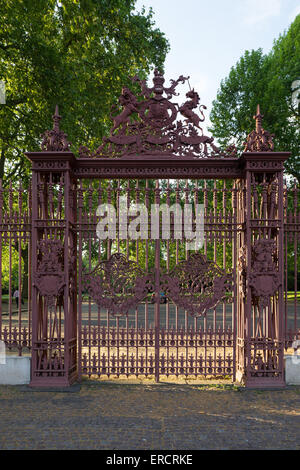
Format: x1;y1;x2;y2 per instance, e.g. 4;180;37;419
0;381;299;449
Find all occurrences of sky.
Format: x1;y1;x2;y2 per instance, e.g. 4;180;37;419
135;0;300;132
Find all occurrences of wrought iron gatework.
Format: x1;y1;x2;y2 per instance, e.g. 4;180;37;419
0;71;299;388
75;178;238;383
0;181;32;355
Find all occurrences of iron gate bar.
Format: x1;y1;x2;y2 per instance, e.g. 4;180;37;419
25;155;290;387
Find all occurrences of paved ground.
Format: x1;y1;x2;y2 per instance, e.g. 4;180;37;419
0;379;299;450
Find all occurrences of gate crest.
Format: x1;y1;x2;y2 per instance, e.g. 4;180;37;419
24;68;291;389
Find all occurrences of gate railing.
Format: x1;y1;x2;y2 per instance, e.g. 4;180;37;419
0;70;299;389
284;180;300;348
0;180;32;355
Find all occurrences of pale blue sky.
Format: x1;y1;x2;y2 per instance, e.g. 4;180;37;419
135;0;300;131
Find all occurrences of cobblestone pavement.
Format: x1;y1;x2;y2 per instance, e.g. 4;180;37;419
0;379;299;450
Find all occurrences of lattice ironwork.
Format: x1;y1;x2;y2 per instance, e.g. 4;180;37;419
0;71;296;389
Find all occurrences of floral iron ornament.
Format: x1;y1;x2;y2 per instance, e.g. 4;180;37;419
244;104;274;152
161;253;233;317
79;70;237;159
83;253;154;316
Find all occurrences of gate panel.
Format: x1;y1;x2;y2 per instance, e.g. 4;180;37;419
283;179;300;348
76;178;238;381
29;159;77;387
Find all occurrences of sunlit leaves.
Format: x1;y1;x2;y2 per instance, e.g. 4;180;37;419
209;15;300;182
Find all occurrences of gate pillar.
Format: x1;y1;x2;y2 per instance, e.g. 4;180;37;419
26;107;78;386
236;107;290;387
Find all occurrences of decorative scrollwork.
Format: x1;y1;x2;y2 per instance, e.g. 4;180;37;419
82;253;154;316
79;70;237;159
161;253;233;317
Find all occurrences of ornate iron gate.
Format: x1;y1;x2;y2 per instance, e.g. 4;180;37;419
76;178;237;382
20;70;295;387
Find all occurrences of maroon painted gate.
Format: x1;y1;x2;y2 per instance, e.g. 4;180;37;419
2;70;297;388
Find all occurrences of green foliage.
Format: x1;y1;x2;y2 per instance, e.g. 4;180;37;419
209;15;300;182
0;0;169;184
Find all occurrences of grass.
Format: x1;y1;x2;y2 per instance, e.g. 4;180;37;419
286;292;300;301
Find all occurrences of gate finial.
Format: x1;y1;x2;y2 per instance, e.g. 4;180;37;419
243;104;274;152
40;105;71;152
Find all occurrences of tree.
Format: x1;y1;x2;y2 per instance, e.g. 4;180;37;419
0;0;169;184
209;15;300;183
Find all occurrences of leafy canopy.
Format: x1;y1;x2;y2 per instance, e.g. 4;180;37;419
0;0;169;184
